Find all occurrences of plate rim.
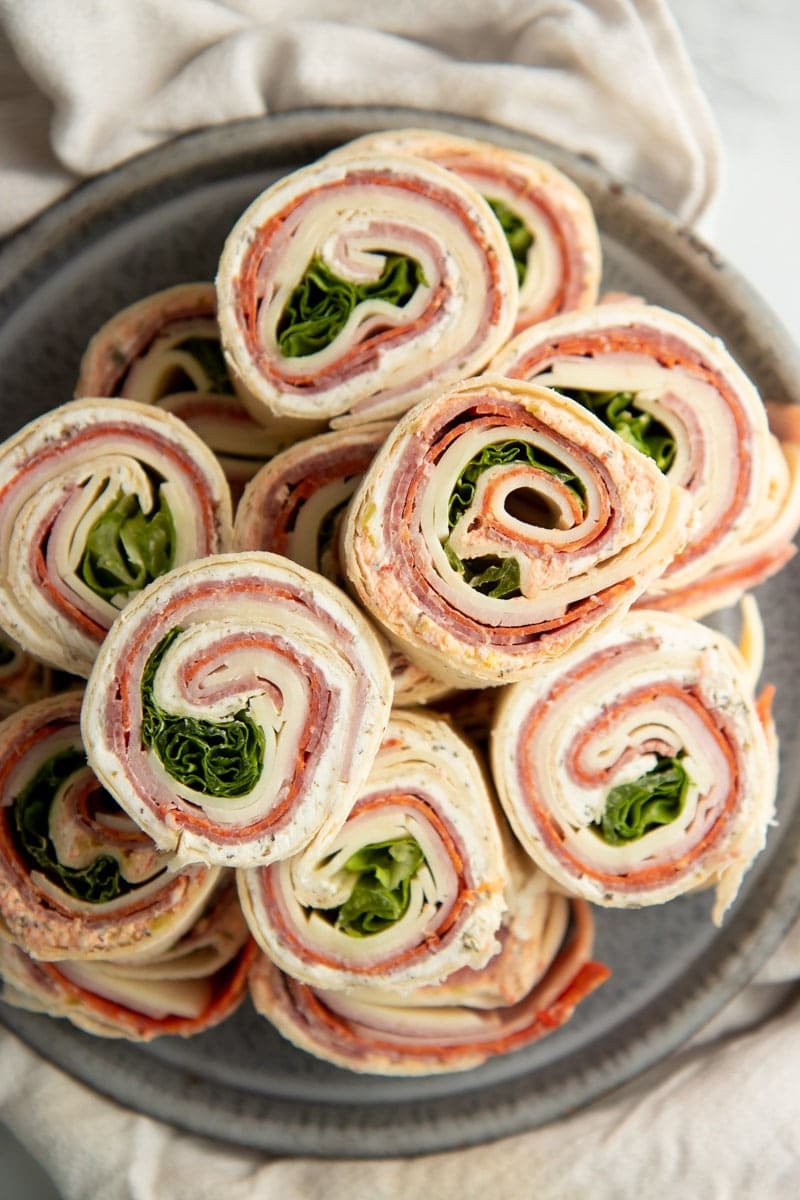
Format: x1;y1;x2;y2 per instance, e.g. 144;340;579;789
1;105;800;1159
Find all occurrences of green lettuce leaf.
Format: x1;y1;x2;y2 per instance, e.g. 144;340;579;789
277;252;427;358
444;439;585;599
594;755;690;845
558;388;676;472
79;489;175;602
458;554;522;599
13;748;134;903
328;837;425;937
486;197;534;286
141;628;265;798
174;336;234;394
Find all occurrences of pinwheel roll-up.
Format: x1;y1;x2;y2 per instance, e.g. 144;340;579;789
234;424;450;706
82;553;392;868
491;303;800;617
75;283;227;400
0;692;222;961
216;154;518;427
327;129;601;334
75;284;308;501
0;399;233;676
0;879;256;1040
491;610;778;924
343;376;689;688
248;894;608;1075
238;710;507;993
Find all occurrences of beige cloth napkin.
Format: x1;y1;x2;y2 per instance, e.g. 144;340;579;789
3;2;797;1197
0;0;720;234
0;969;798;1198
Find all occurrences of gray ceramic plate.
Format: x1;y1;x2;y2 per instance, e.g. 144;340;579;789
1;108;799;1159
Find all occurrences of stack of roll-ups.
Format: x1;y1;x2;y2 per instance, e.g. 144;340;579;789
490;303;800;616
323;128;603;333
74;283;314;504
0;128;794;1076
0;693;255;1038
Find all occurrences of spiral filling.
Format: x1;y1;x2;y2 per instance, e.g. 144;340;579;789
13;746;164;904
140;627;265;800
317;836;427;937
276;251;427;358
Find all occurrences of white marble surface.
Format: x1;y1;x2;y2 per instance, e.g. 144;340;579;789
1;5;798;1197
671;0;800;345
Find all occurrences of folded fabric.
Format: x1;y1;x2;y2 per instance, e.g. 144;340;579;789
7;4;790;1200
0;0;721;240
0;966;798;1198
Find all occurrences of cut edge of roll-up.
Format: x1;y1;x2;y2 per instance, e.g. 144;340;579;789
81;552;393;868
237;708;508;993
0;877;257;1040
75;283;223;399
233;422;452;706
247;895;608;1075
343;374;691;688
0;690;225;961
75;280;319;502
490;608;778;925
416;833;577;1010
0;397;233;677
490;301;800;618
325;127;602;334
216;153;519;427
